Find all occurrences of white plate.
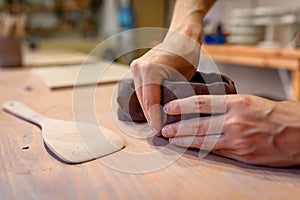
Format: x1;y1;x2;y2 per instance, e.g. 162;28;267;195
230;26;264;35
228;35;261;44
230;18;253;26
232;8;254;18
252;7;294;17
252;16;282;25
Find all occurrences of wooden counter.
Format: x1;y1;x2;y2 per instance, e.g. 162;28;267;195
203;45;300;100
0;68;300;199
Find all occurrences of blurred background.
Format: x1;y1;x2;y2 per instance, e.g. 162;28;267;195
0;0;171;53
1;0;299;49
1;0;300;100
204;0;300;101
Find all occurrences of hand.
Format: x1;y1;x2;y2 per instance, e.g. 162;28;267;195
162;94;300;167
130;30;200;134
129;0;217;134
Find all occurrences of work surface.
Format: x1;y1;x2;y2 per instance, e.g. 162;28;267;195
1;68;300;199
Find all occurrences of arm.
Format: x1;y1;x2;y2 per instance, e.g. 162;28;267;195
130;0;216;134
169;0;216;41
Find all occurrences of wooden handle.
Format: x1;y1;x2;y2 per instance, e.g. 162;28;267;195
2;101;48;126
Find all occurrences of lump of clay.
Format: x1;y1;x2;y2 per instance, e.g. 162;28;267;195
117;72;237;125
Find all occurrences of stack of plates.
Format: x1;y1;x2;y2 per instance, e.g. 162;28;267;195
252;7;295;48
252;7;295;25
228;7;296;46
228;8;264;45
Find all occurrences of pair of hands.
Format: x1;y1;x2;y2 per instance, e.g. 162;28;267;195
130;32;300;167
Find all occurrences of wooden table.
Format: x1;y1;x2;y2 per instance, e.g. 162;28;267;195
1;68;300;199
203;45;300;101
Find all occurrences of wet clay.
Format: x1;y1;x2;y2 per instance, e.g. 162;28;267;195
117;72;237;125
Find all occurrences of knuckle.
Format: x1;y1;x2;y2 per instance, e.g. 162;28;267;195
195;96;207;111
130;60;149;71
130;60;156;78
196;96;205;104
225;116;241;130
130;64;139;76
224;116;249;133
194;138;204;148
143;99;156;110
177;118;199;135
130;59;140;71
232;138;253;156
194;120;206;135
191;120;202;135
233;95;252;109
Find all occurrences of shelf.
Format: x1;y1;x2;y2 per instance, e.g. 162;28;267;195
203;45;300;68
202;44;300;100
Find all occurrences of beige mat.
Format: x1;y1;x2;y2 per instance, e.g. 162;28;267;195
25;49;99;67
31;61;132;89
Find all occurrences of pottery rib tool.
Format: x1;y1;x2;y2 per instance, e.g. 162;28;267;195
2;101;125;164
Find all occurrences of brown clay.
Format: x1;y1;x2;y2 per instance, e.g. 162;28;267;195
117;72;237;125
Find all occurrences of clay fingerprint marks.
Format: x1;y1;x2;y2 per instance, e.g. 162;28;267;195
2;101;125;164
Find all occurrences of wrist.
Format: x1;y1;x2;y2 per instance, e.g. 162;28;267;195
169;22;203;44
169;1;208;43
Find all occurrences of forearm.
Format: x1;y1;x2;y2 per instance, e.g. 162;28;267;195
169;0;216;42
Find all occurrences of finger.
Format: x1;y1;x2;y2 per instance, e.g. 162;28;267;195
131;61;164;132
143;83;162;133
169;135;226;151
161;115;225;137
212;150;244;163
131;60;155;125
164;95;227;115
141;65;167;132
131;67;149;121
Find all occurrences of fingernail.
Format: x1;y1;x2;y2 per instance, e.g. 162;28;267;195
161;127;168;137
164;104;170;113
169;138;176;144
149;120;161;135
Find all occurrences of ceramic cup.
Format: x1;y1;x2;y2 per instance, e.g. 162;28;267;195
0;37;23;68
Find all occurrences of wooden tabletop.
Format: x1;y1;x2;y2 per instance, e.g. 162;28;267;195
1;68;300;199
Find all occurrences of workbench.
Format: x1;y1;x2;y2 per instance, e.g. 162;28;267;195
1;64;300;199
203;45;300;101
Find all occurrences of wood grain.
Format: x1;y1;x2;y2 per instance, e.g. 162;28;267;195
2;101;125;164
0;69;300;199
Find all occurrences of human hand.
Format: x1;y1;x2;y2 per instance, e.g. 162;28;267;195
129;0;217;134
130;30;201;134
162;94;300;167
